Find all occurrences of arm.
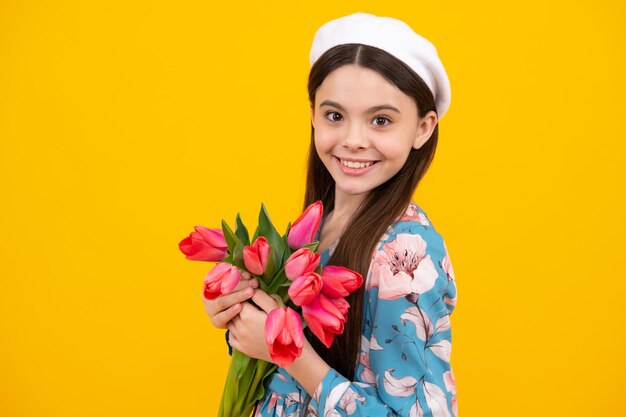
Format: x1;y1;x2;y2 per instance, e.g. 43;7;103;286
306;220;459;416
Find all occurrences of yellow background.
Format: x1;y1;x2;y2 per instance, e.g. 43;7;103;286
1;1;624;416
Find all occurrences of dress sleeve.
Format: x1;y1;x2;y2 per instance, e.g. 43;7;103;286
307;218;459;416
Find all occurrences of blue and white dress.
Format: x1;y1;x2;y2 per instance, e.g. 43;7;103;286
252;201;459;417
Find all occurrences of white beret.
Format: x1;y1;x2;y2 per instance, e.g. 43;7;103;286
309;12;452;120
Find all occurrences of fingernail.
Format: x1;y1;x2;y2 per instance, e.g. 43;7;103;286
250;279;259;288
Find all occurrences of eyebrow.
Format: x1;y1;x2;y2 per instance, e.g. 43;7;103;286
319;100;401;114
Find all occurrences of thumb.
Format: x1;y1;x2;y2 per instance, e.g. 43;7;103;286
251;289;280;314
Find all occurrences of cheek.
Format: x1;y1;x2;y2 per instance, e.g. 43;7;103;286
313;129;336;154
376;142;407;160
376;134;416;159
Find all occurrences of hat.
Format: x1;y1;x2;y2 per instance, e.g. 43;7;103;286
309;12;452;120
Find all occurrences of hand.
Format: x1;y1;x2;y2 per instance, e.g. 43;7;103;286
227;289;279;363
201;271;259;329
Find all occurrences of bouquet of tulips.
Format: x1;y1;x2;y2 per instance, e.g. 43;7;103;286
178;201;363;417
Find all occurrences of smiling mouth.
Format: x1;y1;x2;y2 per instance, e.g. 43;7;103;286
336;157;379;169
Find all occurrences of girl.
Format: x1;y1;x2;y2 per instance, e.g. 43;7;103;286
202;12;458;417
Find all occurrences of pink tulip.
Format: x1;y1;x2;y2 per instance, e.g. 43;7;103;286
243;236;270;275
179;226;228;262
287;201;323;250
203;262;242;300
285;248;320;281
288;271;323;306
330;296;349;319
320;265;364;298
302;292;346;348
265;306;304;367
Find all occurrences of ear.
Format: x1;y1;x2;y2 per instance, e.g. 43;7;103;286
412;111;438;149
310;104;316;129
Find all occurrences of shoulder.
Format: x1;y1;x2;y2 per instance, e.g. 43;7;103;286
378;201;445;257
367;201;457;312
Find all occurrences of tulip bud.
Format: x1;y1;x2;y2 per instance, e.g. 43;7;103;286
243;236;270;276
302;293;345;348
320;265;364;298
285;248;320;281
179;226;228;262
203;262;242;300
288;272;323;306
287;201;323;250
330;296;350;320
265;307;304;367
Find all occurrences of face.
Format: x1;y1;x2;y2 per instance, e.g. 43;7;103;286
310;64;437;202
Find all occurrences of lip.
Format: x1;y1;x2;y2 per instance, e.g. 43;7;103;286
335;156;379;163
333;156;379;176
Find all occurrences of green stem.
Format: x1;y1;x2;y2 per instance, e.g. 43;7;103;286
242;360;278;414
218;349;252;417
257;276;270;293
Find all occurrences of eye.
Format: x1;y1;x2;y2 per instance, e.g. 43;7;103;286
373;115;392;126
324;111;343;122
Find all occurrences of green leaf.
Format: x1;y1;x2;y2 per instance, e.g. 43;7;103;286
257;203;285;280
221;220;239;253
234;213;250;246
249;361;278;403
232;241;246;270
281;232;293;264
302;240;320;253
257;203;278;238
220;349;250;416
277;285;290;304
268;266;287;294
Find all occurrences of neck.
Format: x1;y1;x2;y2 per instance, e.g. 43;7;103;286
330;187;368;225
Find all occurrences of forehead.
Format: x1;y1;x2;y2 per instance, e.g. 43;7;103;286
315;64;414;111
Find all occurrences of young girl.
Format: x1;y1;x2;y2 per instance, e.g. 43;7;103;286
202;12;458;416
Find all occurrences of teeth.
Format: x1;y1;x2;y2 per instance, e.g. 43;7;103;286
340;159;374;169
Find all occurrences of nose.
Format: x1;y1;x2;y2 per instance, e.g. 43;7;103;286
342;123;369;150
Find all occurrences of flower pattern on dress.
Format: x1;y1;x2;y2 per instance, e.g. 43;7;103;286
251;201;458;417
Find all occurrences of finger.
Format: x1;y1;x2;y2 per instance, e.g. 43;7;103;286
204;286;255;317
239;300;262;318
210;303;242;329
251;289;279;314
230;278;256;293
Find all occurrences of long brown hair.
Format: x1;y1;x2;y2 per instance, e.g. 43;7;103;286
304;43;440;379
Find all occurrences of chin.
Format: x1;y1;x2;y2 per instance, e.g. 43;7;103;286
335;184;374;198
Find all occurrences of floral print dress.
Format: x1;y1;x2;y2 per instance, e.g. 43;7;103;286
252;201;459;417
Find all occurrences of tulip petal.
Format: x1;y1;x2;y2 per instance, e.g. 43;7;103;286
243;236;270;275
321;265;363;298
287;201;323;250
265;308;286;344
302;293;344;348
285;248;320;280
179;226;227;262
265;307;304;367
203;262;241;299
285;307;304;348
288;272;323;306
